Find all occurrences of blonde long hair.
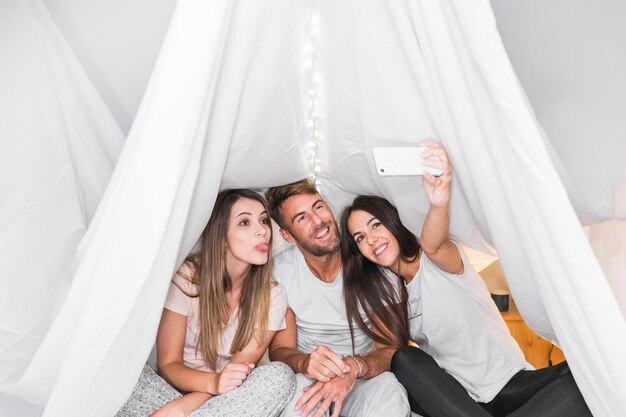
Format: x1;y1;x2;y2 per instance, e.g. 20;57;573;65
183;189;273;370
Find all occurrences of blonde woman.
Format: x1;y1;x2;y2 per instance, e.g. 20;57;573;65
117;189;295;417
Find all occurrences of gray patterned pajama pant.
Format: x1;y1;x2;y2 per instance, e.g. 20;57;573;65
116;362;295;417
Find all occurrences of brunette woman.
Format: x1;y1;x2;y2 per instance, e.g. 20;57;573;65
340;142;591;416
117;189;295;417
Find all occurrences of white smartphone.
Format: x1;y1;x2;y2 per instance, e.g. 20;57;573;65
372;146;443;177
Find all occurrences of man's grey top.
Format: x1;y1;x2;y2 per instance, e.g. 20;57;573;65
273;246;373;355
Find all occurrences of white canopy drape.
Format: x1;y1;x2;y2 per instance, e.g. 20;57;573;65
1;0;625;416
0;0;124;414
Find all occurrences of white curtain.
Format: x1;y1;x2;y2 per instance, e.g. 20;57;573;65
1;0;625;416
0;0;124;414
12;1;312;416
585;221;626;318
491;0;626;222
310;3;626;413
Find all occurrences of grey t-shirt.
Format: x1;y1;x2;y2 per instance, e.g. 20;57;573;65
273;246;373;355
406;243;531;402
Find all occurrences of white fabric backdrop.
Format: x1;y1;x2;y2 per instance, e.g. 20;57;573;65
492;0;626;221
310;3;626;414
42;0;626;224
585;221;626;317
16;1;312;416
43;0;177;134
0;0;124;414
1;0;625;416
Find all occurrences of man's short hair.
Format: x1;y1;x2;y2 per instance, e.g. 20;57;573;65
265;179;319;230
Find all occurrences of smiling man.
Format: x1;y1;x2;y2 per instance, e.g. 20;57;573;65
265;180;410;417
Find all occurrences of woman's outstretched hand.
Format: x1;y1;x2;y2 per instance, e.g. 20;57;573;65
420;141;452;208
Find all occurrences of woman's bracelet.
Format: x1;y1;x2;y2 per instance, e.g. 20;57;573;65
345;354;363;378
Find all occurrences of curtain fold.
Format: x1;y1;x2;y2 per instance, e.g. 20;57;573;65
0;0;124;414
312;1;626;415
403;3;626;415
14;1;311;416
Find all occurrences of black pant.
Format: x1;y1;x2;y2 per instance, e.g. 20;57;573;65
390;345;592;417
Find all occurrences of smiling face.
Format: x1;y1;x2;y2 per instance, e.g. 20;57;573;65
347;209;401;269
225;197;272;271
279;193;340;257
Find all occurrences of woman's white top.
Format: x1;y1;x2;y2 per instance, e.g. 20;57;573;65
164;264;288;373
406;243;532;402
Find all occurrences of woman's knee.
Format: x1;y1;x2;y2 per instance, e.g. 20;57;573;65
249;361;296;400
115;364;181;417
391;346;439;379
256;361;295;381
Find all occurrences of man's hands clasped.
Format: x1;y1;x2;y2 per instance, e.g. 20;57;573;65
304;345;350;382
298;346;359;417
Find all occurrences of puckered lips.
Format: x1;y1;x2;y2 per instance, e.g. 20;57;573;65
255;242;269;253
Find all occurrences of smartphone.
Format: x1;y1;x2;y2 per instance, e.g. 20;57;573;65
372;146;443;177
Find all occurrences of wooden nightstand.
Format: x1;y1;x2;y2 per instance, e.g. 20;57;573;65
501;300;565;368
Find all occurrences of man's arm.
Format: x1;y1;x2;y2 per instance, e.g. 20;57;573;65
293;309;401;417
269;308;349;382
353;347;396;379
268;308;308;373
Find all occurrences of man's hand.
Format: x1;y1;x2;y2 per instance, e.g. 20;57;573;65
217;362;254;394
303;345;350;382
295;369;358;417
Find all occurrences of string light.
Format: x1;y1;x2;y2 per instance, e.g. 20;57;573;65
306;9;322;181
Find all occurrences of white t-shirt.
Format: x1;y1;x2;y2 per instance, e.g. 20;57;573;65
164;264;288;373
406;244;532;402
273;246;373;355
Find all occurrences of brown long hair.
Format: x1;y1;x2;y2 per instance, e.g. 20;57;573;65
183;189;273;370
340;196;419;348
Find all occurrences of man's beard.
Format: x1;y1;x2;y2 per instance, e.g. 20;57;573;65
295;222;341;257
